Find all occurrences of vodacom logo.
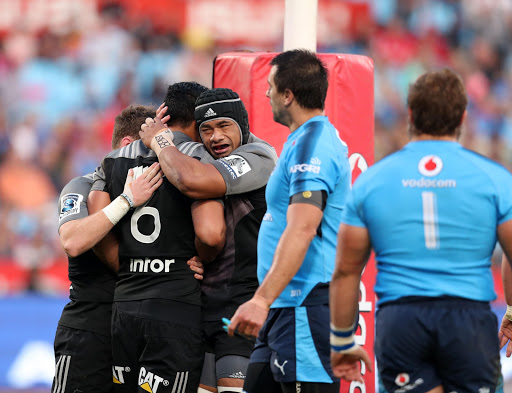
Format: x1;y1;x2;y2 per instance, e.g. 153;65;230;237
349;153;368;182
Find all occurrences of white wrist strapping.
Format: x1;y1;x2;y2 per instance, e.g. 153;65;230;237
505;305;512;322
102;195;131;225
330;323;357;353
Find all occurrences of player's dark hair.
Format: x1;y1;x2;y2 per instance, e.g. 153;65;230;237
112;105;156;149
407;68;468;138
163;82;208;129
270;49;328;110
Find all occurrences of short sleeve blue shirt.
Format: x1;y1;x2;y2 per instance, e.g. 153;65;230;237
257;116;351;307
342;140;512;305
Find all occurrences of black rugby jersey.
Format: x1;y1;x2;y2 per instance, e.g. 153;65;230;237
201;185;266;321
57;174;116;335
96;140;200;304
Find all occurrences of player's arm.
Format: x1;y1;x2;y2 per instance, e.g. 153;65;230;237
60;209;120;258
191;199;226;263
329;222;373;382
62;164;163;258
88;190;120;271
138;113;227;198
88;164;163;270
151;133;227;199
497;219;512;356
228;194;324;338
139;111;276;199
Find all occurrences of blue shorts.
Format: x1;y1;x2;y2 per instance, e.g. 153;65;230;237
249;304;338;384
376;297;500;393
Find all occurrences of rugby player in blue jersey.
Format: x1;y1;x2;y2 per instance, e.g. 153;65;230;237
330;68;512;393
228;49;351;393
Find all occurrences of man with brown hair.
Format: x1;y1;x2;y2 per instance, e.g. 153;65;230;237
330;68;512;393
52;105;164;393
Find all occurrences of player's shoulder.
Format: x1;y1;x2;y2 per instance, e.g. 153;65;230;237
301;116;333;135
301;117;347;149
460;147;512;178
61;173;94;195
104;140;154;160
240;133;278;162
352;149;403;188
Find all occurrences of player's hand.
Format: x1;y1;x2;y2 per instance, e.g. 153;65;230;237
139;112;173;150
124;163;163;207
156;102;171;125
331;346;373;383
499;316;512;357
228;295;270;338
187;256;204;281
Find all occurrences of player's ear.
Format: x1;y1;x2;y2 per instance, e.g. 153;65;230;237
120;136;135;147
283;88;294;106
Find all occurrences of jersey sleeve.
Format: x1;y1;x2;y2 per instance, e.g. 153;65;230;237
288;125;346;197
58;176;93;229
91;164;107;192
208;142;277;195
340;185;367;228
91;151;116;194
175;131;277;196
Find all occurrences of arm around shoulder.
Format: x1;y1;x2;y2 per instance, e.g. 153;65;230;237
158;147;227;199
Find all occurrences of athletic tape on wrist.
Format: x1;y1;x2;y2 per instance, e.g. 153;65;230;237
505;305;512;322
102;195;131;225
151;128;174;152
330;323;357;353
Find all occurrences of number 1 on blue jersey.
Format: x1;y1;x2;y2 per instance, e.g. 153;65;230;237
422;191;439;249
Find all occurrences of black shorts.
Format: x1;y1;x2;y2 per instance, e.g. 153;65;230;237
52;325;112;393
111;299;204;393
203;319;255;361
376;297;500;393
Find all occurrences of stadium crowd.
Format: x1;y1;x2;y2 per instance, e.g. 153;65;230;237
0;0;511;294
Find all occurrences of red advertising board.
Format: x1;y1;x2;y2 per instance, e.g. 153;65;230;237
213;51;375;392
0;0;370;49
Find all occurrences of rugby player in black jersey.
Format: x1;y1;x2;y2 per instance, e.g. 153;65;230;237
52;105;166;393
89;83;226;393
140;88;276;393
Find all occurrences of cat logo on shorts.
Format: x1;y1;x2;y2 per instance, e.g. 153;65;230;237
395;373;410;387
113;365;130;384
139;367;169;393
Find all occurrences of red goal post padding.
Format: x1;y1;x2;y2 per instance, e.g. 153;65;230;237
213;52;376;392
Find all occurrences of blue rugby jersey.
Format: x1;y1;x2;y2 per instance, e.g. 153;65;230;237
257;116;351;308
342;140;512;305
